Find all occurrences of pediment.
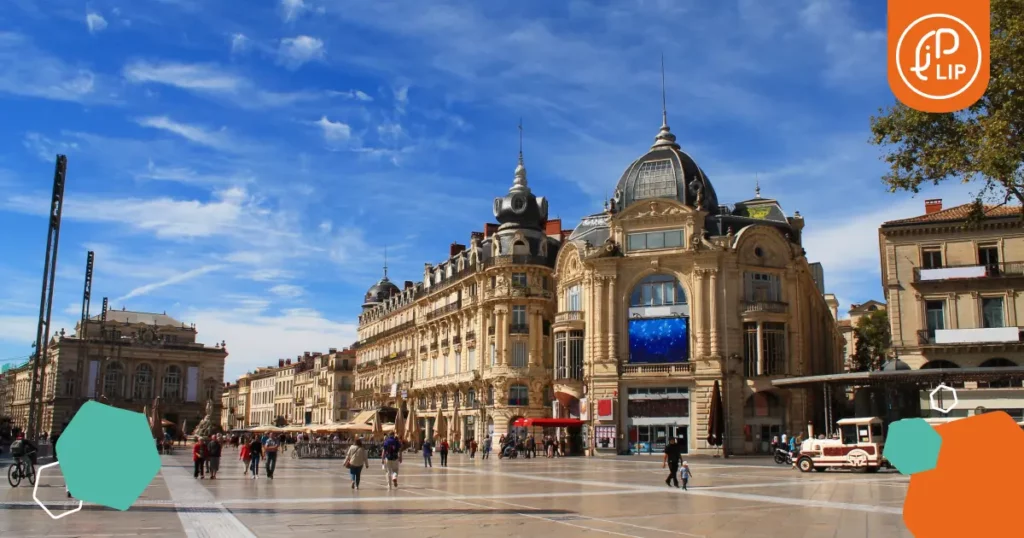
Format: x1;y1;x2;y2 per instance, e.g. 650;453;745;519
614;199;694;224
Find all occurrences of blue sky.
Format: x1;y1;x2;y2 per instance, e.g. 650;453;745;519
0;0;977;380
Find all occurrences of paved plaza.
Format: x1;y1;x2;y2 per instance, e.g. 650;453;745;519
1;449;912;538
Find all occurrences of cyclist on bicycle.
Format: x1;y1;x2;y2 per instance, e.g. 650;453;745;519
10;434;38;466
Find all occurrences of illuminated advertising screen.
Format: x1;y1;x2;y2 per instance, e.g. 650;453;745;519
628;317;689;364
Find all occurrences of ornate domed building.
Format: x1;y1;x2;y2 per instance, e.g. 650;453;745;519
354;143;566;443
552;109;843;456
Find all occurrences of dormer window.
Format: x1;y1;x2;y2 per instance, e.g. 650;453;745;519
633;159;676;200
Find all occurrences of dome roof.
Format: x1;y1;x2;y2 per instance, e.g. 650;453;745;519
882;359;911;371
363;276;400;307
612;122;719;213
492;145;548;232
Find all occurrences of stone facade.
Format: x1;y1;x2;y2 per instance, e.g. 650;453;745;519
552;117;843;456
356;148;564;443
3;309;227;436
880;198;1024;421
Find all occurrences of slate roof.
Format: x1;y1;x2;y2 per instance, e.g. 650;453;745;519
91;310;185;326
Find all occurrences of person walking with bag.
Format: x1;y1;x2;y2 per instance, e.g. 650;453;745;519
345;439;368;490
240;438;251;476
248;436;263;480
381;432;403;489
438;439;449;467
206;435;222;480
192;437;208;479
263;435;280;480
422;439;434;467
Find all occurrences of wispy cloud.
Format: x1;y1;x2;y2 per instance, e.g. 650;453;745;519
116;264;224;301
136;116;232;150
86;12;108;34
328;89;373;102
0;32;112;103
230;33;249;54
123;60;322;108
277;36;325;69
269;284;304;298
315;115;351;142
280;0;308;22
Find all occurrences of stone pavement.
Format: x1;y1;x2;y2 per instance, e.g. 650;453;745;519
0;447;912;537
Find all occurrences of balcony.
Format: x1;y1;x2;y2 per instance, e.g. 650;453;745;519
622;363;693;376
742;301;788;314
484;254;549;268
353;388;373;399
427;301;462;321
294;396;305;405
914;262;1024;283
420;345;428;353
466;331;476;341
918;327;1023;346
487;326;495;336
359;319;416;346
441;338;450;348
383;350;408;363
452;334;461;345
555;311;584;323
509;324;530;335
430;343;439;351
318;378;328;386
554;366;584;381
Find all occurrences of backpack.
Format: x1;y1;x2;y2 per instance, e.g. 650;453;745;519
10;439;24;457
383;439;400;461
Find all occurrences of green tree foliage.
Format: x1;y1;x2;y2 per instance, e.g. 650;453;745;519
870;1;1024;218
851;310;891;372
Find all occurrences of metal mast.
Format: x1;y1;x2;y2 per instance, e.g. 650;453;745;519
27;155;68;440
77;251;94;409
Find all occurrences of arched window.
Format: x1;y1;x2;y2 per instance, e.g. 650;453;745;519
467;389;476;407
487;385;495;405
978;358;1018;388
163;365;182;400
630;274;687;308
512;239;530;256
134;364;153;400
920;359;964;388
103;362;124;398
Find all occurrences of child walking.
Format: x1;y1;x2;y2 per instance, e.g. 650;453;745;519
680;461;693;491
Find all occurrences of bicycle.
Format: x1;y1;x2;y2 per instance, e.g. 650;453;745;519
7;454;37;487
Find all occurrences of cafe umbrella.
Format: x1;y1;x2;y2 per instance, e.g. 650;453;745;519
707;380;726;457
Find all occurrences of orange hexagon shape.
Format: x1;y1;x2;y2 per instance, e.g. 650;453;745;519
903;411;1024;537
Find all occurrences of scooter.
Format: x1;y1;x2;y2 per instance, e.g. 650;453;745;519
773;447;794;465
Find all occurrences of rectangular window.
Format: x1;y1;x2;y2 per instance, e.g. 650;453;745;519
511;340;528;368
743;322;758;377
490;343;496;366
745;272;781;302
982;297;1005;328
555;333;567;378
568;330;584;380
978;245;999;268
455;351;462;373
922;249;943;269
512;273;528;288
468;348;476;371
443;353;449;375
508;385;529;406
512;305;527;326
432;357;438;377
925;300;946;339
626;229;685;252
567;284;582;311
762;323;786;375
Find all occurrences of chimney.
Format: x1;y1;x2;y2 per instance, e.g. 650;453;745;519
278;359;284;368
925;199;943;214
484;223;499;238
329;347;337;354
545;219;562;237
304;351;311;358
286;359;292;365
450;242;466;257
404;280;414;289
471;231;484;242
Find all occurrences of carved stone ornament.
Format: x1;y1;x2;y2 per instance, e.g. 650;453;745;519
584;237;621;260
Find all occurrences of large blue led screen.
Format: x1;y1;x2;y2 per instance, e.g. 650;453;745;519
628;317;689;364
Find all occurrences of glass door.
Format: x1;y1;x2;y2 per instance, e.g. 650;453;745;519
653;426;668;451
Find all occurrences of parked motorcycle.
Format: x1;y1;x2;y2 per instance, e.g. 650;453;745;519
773;447;794;465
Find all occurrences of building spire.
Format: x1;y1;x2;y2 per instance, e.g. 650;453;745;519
652;54;679;149
755;174;761;199
513;117;528;187
383;245;389;279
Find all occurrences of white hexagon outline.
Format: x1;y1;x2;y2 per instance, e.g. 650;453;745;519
929;383;959;414
33;462;83;520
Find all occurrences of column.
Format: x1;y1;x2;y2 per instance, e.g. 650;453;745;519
528;307;540;367
496;309;506;366
594;277;606;362
478;307;488;372
693;270;705;359
709;269;720;356
607;276;617;362
756;322;764;376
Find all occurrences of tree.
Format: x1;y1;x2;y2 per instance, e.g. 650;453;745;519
850;310;891;372
870;1;1024;218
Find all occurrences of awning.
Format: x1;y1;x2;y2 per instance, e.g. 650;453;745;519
513;418;585;428
771;366;1024;389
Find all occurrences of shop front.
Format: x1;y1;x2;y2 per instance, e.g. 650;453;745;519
624;386;690;454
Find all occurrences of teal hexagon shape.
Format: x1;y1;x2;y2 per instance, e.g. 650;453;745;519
56;401;160;510
883;417;942;475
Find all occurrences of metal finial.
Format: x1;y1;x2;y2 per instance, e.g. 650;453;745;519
518;117;524;164
660;53;668;128
383;245;389;278
513;118;527;187
755;174;761;199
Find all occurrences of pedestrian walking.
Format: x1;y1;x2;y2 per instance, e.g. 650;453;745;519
469;439;478;459
264;435;280;480
248;436;263;479
527;436;536;459
206;435;222;480
661;437;682;488
482;436;491;459
439;439;449;467
680;461;693;490
240;438;251;476
192;438;207;479
422;439;434;467
344;438;368;490
381;432;403;489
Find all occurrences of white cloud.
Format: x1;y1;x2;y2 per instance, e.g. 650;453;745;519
123;60;323;108
136;116;232;150
280;0;309;22
318;220;333;233
0;314;75;348
186;306;357;379
377;122;403;141
277;36;325;69
315;116;351;142
0;33;108;103
116;264;225;302
86;13;108;34
328;89;373;102
269;284;304;298
230;33;249;54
